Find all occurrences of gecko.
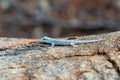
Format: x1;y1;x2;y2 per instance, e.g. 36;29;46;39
40;36;105;48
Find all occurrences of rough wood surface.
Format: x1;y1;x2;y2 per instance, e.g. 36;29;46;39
0;31;120;80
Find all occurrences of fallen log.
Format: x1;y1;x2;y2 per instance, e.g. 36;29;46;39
0;31;120;80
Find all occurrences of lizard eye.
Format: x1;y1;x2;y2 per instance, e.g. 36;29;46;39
42;38;46;40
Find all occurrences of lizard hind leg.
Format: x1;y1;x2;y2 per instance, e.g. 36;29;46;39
70;43;77;47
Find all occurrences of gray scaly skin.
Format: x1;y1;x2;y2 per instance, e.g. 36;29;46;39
40;36;105;48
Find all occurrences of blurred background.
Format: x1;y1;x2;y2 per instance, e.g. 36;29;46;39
0;0;120;38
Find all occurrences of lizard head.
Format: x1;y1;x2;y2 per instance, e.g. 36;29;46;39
40;36;50;43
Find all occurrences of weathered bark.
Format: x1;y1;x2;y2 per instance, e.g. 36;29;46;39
0;31;120;80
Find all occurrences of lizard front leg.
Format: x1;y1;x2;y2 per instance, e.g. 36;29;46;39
48;43;54;48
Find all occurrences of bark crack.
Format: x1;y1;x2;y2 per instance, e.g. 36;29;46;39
105;53;120;76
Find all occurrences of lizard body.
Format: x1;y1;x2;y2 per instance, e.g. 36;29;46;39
40;36;104;47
